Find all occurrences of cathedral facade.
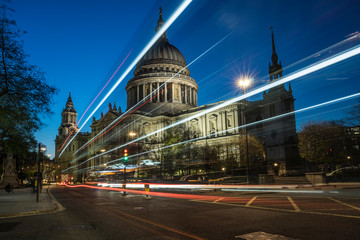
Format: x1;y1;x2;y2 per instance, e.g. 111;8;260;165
55;10;300;181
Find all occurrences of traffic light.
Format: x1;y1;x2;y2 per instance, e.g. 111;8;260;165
124;149;128;161
328;147;333;156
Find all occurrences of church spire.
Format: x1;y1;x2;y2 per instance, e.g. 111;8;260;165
271;30;278;65
268;27;283;81
155;7;167;39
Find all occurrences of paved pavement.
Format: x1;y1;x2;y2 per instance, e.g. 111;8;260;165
0;185;64;218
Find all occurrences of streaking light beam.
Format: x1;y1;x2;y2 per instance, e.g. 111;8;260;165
59;0;193;157
76;44;360;163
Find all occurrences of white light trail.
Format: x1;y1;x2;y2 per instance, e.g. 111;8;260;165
63;91;360;173
59;0;193;157
77;44;360;161
73;32;231;156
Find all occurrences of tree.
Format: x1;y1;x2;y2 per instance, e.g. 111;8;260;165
238;134;265;168
344;98;360;126
0;3;56;156
298;121;347;169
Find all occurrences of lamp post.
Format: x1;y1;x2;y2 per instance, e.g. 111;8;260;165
36;143;46;202
238;75;252;184
129;132;138;178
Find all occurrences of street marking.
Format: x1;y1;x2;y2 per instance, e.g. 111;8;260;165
246;196;257;207
213;197;223;202
108;207;206;240
189;198;360;219
287;196;301;212
329;197;360;211
236;231;296;239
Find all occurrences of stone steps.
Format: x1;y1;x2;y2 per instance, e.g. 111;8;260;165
273;176;311;185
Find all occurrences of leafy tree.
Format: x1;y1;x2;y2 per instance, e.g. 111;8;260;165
161;127;183;177
238;134;265;167
161;124;199;177
0;3;56;157
298;121;347;169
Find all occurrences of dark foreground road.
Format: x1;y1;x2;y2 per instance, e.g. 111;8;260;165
0;186;359;239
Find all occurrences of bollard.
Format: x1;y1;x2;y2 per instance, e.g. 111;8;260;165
144;183;151;199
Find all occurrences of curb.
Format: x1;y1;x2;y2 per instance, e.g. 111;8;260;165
0;187;65;219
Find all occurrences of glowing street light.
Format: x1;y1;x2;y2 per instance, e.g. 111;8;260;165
237;75;253;94
129;132;137;137
237;74;253;184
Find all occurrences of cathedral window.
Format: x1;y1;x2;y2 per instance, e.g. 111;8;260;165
186;86;190;104
191;88;195;106
181;85;185;103
210;121;215;131
145;83;150;96
227;117;232;127
167;83;172;102
139;84;143;100
270;104;275;117
133;87;138;104
159;82;165;102
152;82;158;102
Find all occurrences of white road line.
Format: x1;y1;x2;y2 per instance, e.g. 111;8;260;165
213;198;223;203
287;196;301;212
329;197;360;211
246;196;257;207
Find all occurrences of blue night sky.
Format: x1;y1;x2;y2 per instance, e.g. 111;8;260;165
8;0;360;158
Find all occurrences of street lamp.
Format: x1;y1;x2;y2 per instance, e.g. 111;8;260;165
237;75;253;184
36;144;46;202
238;75;253;94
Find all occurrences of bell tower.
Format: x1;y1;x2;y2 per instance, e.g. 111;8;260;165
58;92;79;136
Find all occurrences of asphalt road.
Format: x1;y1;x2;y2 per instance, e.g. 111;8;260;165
0;186;359;239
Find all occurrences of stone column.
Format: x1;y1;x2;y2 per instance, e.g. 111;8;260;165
136;84;139;102
233;109;238;133
190;87;193;106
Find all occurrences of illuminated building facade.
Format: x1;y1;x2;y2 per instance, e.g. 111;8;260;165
55;10;300;180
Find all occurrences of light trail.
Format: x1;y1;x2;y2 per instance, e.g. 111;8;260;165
73;32;231;155
66;44;360;167
63;183;326;194
77;50;132;125
284;32;360;72
63;91;360;173
59;0;193;157
58;50;132;153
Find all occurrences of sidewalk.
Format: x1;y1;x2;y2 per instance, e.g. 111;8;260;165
0;185;64;218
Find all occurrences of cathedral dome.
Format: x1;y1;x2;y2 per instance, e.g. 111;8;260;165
126;8;198;115
134;38;187;76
